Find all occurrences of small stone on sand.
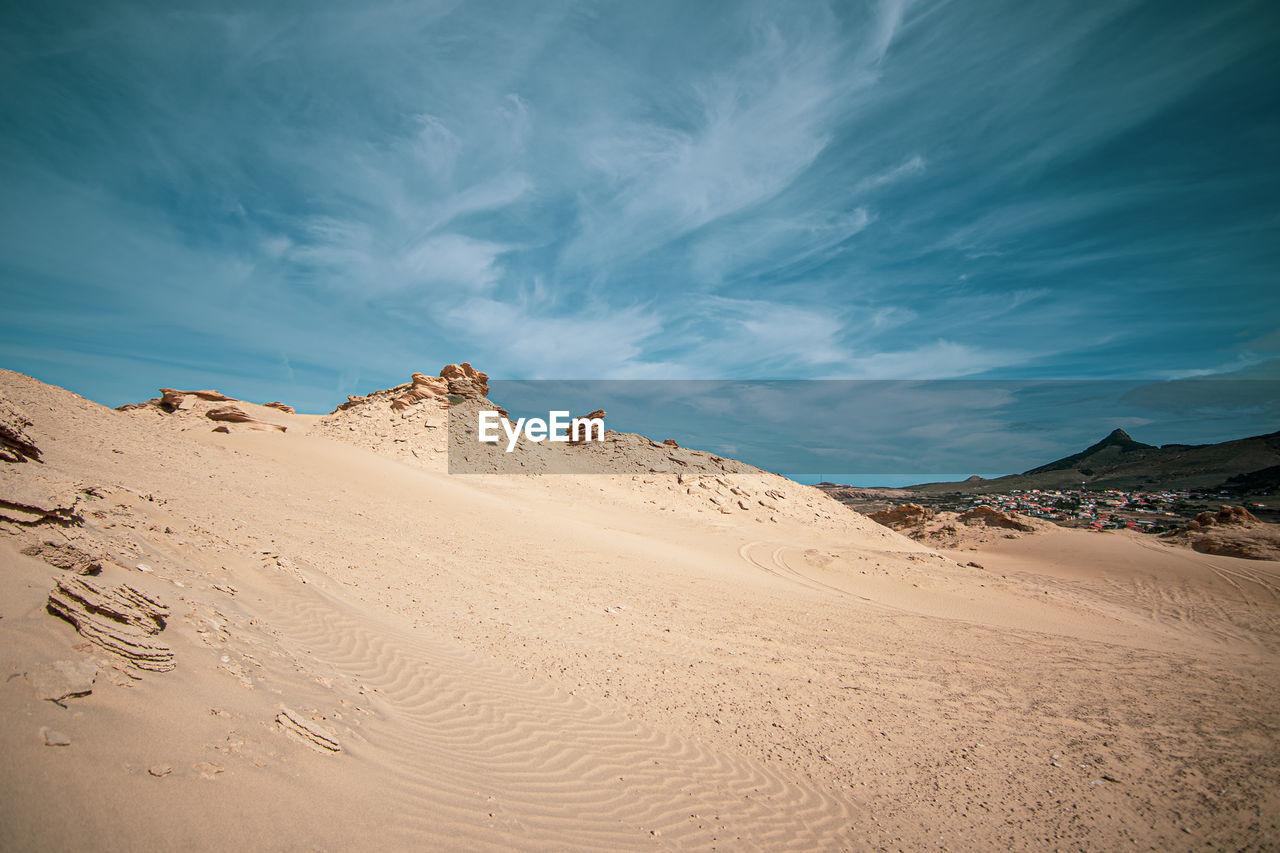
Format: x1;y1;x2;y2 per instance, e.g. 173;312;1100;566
40;726;71;747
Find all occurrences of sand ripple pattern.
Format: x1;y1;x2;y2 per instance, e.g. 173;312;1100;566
254;573;860;851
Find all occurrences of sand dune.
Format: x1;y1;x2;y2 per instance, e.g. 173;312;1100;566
2;367;1278;850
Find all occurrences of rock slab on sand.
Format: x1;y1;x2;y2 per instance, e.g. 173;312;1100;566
28;659;98;703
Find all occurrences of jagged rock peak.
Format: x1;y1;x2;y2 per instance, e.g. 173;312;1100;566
439;362;489;399
332;364;492;415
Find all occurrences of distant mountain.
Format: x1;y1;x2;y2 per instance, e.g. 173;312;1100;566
1023;428;1153;475
906;428;1280;494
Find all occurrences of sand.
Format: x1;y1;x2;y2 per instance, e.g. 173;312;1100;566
1;367;1277;851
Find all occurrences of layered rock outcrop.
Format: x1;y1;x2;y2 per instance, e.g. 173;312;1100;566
330;364;490;416
0;478;82;526
316;364;498;470
159;388;235;412
390;373;449;412
21;540;103;574
439;362;489;398
46;576;174;672
0;399;41;463
206;405;287;432
117;387;292;433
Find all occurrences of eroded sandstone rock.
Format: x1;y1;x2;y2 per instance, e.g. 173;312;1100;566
958;505;1035;532
21;540;103;575
439;362;489;398
276;706;341;753
390;373;449;411
46;576;173;672
1190;505;1260;529
0;476;82;526
567;410;607;445
205;406;286;433
0;399;41;463
868;503;935;531
158;388;235;412
205;406;254;423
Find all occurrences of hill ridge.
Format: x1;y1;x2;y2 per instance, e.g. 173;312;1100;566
910;427;1280;493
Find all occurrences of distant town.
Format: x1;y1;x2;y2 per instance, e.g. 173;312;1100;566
822;485;1277;532
945;488;1217;533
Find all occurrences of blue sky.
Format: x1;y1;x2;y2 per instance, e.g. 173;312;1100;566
2;0;1278;415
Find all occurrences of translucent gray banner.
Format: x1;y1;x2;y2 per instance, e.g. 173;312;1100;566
446;379;1280;482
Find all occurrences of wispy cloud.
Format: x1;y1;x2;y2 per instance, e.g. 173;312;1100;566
561;7;863;271
444;297;672;378
684;296;851;375
689;208;873;287
1;0;1277;411
856;154;925;192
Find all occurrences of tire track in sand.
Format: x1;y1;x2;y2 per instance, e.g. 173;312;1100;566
738;541;897;614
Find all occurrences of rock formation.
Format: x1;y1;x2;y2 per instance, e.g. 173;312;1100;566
867;503;935;530
46;576;174;671
1188;535;1280;560
21;540;103;574
117;388;295;431
439;362;489;398
276;706;341;753
28;659;98;703
329;364;491;418
390;373;449;411
315;365;502;471
332;394;368;413
206;405;251;423
159;388;235;412
958;506;1035;531
205;406;287;433
1189;505;1260;529
0;477;82;526
0;398;41;463
567;410;607;445
1163;504;1278;560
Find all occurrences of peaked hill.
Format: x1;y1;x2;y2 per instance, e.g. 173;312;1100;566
909;427;1280;493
